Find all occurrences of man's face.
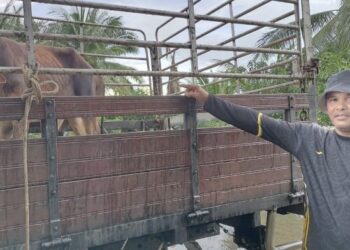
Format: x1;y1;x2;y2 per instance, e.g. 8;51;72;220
326;91;350;137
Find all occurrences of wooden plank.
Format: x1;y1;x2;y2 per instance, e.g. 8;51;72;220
0;94;309;120
1;129;289;188
201;180;304;207
199;153;291;178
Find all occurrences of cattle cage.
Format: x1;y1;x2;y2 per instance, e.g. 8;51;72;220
0;0;317;249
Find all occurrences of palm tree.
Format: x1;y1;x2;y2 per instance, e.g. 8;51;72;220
0;0;23;31
312;0;350;52
40;6;143;95
254;0;347;60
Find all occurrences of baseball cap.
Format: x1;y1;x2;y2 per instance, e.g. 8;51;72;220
318;70;350;112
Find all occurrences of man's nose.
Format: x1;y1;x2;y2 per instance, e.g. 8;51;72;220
335;99;348;110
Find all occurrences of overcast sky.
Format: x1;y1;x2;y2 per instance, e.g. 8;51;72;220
1;0;341;72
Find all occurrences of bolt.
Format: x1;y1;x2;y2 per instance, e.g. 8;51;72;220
50;155;55;160
54;226;58;231
47;113;53;118
51;189;57;195
47;100;53;105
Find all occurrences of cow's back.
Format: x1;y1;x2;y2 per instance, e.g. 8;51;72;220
0;37;103;97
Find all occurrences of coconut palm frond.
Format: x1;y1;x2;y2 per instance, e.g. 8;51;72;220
0;0;23;30
310;10;336;33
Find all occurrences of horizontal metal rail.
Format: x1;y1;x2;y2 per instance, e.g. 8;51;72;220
105;84;149;87
157;0;234;43
243;80;300;94
162;33;298;86
30;0;298;30
80;53;146;60
155;0;201;39
160;0;273;60
249;58;296;74
0;30;300;55
0;66;305;80
0;12;147;39
198;35;296;72
161;10;295;71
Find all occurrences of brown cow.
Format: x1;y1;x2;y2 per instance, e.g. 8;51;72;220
0;37;103;139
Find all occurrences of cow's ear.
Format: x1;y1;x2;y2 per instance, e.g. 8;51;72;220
0;74;6;85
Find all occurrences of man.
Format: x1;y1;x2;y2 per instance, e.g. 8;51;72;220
181;70;350;250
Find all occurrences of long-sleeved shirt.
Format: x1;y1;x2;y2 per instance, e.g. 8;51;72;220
204;95;350;250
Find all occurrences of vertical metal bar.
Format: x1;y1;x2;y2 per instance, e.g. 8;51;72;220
79;24;84;53
285;96;297;193
301;0;313;64
23;0;36;70
293;1;303;73
185;98;200;211
149;47;162;95
301;0;317;122
44;99;62;240
229;1;238;67
187;0;198;74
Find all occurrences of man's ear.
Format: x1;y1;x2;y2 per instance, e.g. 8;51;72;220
0;74;6;85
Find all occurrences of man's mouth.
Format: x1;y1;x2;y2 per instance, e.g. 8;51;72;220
334;114;349;120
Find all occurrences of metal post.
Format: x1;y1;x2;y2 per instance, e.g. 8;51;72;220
79;24;84;53
41;99;72;249
229;2;238;67
285;96;297;193
23;0;36;70
301;0;313;64
187;0;198;74
149;46;162;95
293;0;303;73
44;99;61;239
184;98;200;211
301;0;317;122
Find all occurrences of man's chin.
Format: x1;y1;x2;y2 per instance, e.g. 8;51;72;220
334;126;350;137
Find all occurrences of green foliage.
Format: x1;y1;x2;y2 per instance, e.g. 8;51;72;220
0;1;23;31
198;119;229;128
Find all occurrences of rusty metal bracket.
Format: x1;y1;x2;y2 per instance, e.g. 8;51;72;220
41;237;72;249
41;98;72;248
285;96;299;194
288;191;304;203
184;98;200;212
186;209;211;226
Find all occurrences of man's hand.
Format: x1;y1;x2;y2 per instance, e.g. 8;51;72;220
180;84;209;104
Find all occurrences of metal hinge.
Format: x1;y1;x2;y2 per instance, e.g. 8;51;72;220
186;209;210;226
288;191;304;202
41;236;72;249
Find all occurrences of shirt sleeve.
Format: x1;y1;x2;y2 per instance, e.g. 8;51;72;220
203;94;303;157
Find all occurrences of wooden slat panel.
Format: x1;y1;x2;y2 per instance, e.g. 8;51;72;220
198;127;263;146
0;177;192;229
201;180;304;207
199;153;291;179
0;94;309;120
199;142;284;164
0;197;193;247
0;131;190;188
199;166;291;194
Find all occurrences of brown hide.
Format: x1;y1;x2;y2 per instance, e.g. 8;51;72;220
0;37;104;139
